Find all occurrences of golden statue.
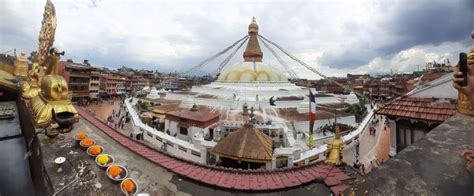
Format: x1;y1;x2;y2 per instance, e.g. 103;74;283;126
30;48;77;128
325;125;344;166
21;0;56;100
21;62;44;99
458;31;474;116
14;53;29;78
21;0;78;131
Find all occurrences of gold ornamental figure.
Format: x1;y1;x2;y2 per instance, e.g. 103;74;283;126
21;0;78;132
458;31;474;116
14;53;29;78
21;0;56;99
325;125;344;166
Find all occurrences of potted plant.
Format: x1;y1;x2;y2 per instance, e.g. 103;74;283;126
95;154;114;169
86;145;104;157
121;178;138;195
106;165;128;183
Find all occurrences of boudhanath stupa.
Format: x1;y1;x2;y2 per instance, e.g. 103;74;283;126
137;17;363;168
164;17;359;122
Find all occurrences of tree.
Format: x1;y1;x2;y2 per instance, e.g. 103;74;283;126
344;103;367;121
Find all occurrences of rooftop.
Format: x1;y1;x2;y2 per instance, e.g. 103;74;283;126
376;97;456;122
165;105;220;122
212;123;273;162
345;113;474;195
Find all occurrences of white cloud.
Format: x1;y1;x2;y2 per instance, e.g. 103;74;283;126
355;41;470;74
0;0;471;76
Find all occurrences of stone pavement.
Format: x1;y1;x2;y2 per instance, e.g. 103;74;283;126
85;101;120;122
40;118;190;195
77;107;356;194
342;115;389;173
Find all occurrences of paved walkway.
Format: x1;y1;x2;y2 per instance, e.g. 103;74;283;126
342;114;389;173
76;107;354;194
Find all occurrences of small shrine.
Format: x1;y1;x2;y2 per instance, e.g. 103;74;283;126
211;104;273;169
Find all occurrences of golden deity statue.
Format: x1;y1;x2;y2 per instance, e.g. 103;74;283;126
21;0;78;130
325;125;344;166
458;31;474;116
21;61;44;99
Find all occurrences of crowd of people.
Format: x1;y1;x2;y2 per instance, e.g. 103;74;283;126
106;100;130;130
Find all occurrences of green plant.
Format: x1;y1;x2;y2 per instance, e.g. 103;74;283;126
140;102;152;110
344;103;367;119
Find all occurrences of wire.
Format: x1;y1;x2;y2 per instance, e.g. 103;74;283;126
181;35;249;76
258;34;372;101
258;36;298;79
213;36;249;75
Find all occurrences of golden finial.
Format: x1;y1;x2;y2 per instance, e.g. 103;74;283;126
457;31;474;116
248;16;259;34
335;125;341;139
324;125;344;166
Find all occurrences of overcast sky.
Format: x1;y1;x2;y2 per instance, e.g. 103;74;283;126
1;0;473;78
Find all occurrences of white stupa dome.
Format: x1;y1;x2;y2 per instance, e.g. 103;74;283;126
217;61;287;83
181;96;195;109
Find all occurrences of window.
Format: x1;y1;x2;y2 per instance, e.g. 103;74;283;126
191;150;201;157
179;127;188;135
178;145;187;152
155;136;162;142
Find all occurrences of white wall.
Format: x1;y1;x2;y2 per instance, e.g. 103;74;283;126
142;130;205;163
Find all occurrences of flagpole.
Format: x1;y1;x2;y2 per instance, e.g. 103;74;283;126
309;89;314;148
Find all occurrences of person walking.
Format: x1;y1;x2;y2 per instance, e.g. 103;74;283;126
355;139;360;158
370;161;377;171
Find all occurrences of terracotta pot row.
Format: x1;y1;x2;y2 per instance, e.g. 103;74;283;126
74;132;138;195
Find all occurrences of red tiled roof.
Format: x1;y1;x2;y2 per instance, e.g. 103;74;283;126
166;105;220;122
375;97;456;122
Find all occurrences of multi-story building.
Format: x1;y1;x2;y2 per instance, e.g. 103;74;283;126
106;73;120;97
314;78;349;94
131;76;150;91
160;76;179;90
89;68;101;101
58;60;91;103
116;76;127;96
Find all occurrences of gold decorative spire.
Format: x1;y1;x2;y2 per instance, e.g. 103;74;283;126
243;17;263;62
324;125;344;166
37;0;57;67
457;31;474;116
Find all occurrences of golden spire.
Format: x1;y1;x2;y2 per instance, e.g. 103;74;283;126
335;125;341;139
457;31;474;116
248;16;258;34
324;125;344;166
243;17;263;62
